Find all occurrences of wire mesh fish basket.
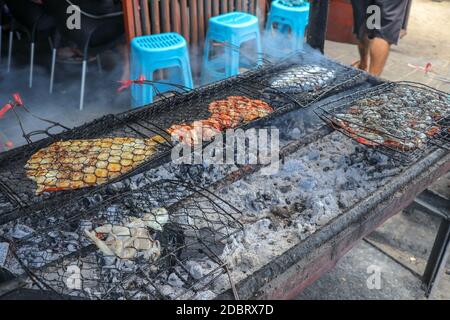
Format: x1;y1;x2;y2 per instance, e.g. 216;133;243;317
315;81;450;164
0;179;243;300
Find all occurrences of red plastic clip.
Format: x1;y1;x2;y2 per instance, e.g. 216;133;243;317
117;75;147;92
0;104;13;119
12;93;24;106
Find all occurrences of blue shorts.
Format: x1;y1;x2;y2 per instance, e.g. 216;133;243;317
351;0;408;45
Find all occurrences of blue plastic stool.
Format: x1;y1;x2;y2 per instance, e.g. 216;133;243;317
201;12;262;85
265;0;310;57
131;33;193;107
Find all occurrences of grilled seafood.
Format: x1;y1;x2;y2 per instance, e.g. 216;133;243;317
168;96;274;145
270;65;336;93
84;208;168;260
26;136;166;194
331;86;450;151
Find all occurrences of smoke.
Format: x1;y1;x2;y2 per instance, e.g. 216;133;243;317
0;32;130;149
0;16;325;152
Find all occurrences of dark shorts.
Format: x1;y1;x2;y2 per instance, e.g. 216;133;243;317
351;0;408;45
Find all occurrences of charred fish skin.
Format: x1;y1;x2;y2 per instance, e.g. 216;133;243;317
270;65;336;93
332;85;450;151
25;136;165;194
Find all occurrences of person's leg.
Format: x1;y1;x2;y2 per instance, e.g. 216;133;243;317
353;34;370;71
350;0;372;71
368;37;390;76
368;0;408;76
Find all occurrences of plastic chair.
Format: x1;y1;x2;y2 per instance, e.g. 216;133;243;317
43;0;124;111
265;0;310;57
4;0;55;87
130;32;193;107
201;12;262;85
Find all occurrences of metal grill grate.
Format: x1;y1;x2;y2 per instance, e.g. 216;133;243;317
315;81;450;164
0;54;368;220
1;180;242;300
249;51;369;109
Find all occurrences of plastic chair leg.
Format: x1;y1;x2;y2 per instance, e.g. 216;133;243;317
229;40;240;77
49;48;56;94
29;42;35;88
256;33;263;66
181;59;194;89
7;30;13;73
201;39;212;84
79;60;87;111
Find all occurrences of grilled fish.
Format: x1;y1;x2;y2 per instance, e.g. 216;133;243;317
331;86;450;151
270;65;336;93
25;136;166;194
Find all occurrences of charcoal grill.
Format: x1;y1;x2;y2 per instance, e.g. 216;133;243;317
0;53;367;221
1;179;242;300
0;64;449;300
315;81;450;164
0;81;290;221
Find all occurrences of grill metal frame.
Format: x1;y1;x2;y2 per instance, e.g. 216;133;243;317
1;179;243;300
0;55;368;220
315;81;450;164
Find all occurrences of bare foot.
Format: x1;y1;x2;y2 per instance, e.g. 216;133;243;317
352;60;369;72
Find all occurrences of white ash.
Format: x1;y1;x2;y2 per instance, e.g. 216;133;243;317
0;242;9;267
214;132;405;286
0;128;406;300
167;272;185;288
8;224;35;239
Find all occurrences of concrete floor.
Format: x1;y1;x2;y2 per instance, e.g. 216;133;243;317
297;0;450;300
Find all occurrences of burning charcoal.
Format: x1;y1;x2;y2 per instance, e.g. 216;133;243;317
282;159;305;173
0;242;9;267
47;231;59;239
212;274;230;292
316;214;333;226
79;220;93;232
106;181;128;195
291;128;302;140
67;244;78;253
334;169;348;188
118;259;136;272
299;178;316;190
194;290;216;300
308;149;321;161
186;261;204;280
339;191;356;209
100;255;118;267
61;231;79;241
129;174;148;190
242;193;262;212
278;185;292;194
167;272;185;288
82;194;104;208
9;224;34;239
